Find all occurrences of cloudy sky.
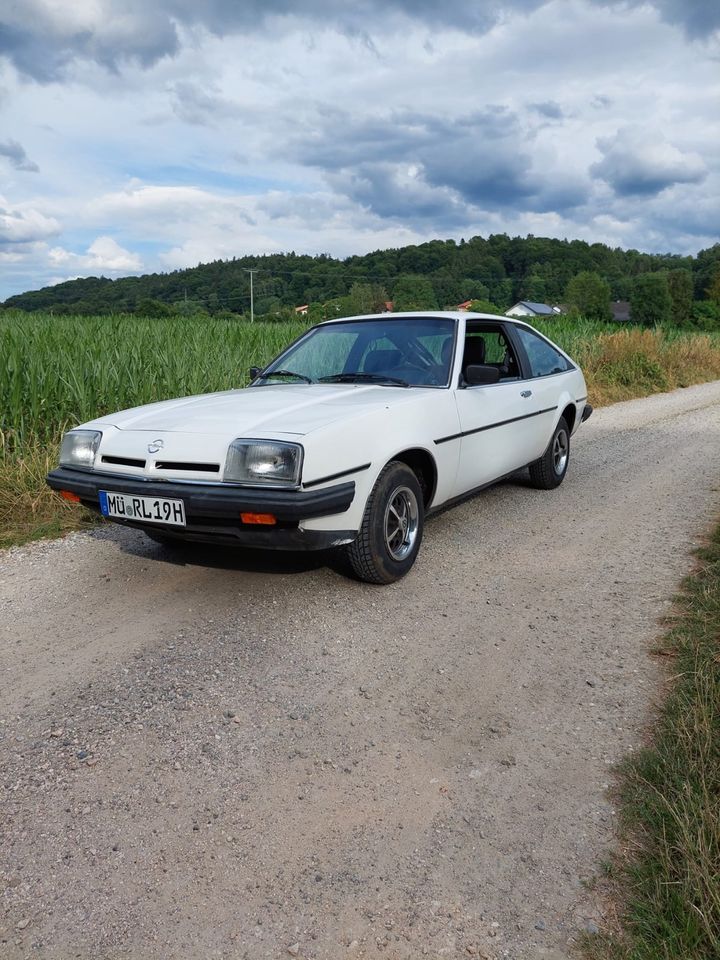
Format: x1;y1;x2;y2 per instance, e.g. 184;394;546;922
1;0;718;299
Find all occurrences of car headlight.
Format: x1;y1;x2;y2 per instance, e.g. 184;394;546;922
59;430;103;469
224;439;303;487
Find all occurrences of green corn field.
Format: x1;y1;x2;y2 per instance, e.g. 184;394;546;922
2;310;720;458
0;312;309;454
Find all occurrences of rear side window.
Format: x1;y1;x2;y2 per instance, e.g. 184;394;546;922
514;327;572;378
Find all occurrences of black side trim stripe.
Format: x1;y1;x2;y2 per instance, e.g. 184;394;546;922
303;462;371;489
434;406;559;445
575;396;587;403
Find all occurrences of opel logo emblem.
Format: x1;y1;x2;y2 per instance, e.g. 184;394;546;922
147;439;164;454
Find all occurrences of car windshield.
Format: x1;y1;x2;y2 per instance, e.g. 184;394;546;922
256;317;456;388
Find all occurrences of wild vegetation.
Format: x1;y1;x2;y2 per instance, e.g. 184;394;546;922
2;310;720;549
584;524;720;960
3;235;720;329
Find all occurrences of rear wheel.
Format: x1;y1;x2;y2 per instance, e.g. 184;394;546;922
528;416;570;489
345;462;424;584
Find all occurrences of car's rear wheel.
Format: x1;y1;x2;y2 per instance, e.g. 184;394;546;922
345;461;424;584
528;416;570;489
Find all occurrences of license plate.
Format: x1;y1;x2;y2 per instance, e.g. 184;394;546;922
98;490;186;526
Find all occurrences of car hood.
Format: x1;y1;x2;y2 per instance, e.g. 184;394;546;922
99;383;423;438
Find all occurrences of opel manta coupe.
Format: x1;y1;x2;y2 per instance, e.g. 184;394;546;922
48;312;591;583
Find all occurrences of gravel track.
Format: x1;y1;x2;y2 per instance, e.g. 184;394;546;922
2;381;720;960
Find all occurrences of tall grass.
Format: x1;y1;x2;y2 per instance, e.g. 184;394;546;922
0;312;307;453
559;326;720;406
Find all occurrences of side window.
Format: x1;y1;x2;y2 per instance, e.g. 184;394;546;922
514;327;571;378
484;331;512;365
462;327;520;381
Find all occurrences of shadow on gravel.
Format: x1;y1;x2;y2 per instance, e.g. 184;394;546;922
93;521;349;578
84;471;534;580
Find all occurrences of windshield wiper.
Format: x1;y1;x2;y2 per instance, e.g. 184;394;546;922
257;369;314;384
319;372;409;387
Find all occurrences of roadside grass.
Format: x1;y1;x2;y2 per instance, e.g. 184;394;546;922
1;311;720;548
0;438;97;549
572;328;720;406
583;524;720;960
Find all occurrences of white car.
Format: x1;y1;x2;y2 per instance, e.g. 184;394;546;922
48;312;591;583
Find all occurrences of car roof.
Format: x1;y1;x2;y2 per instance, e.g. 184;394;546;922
318;310;513;326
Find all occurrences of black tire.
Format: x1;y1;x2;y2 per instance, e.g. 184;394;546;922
528;416;570;490
345;461;424;584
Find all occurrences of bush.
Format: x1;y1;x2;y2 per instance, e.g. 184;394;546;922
691;300;720;331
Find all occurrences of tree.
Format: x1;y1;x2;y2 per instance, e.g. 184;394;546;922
136;297;174;318
461;280;490;302
693;243;720;299
489;278;513;310
706;261;720;305
346;282;389;315
564;271;611;322
630;273;672;327
691;301;720;330
391;274;438;311
666;269;693;326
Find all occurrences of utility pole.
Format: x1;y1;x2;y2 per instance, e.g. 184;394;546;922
244;269;258;323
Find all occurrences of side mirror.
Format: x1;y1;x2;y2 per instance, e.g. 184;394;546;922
465;364;500;386
249;366;262;381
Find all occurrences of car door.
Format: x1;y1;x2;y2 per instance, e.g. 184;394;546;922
450;322;543;496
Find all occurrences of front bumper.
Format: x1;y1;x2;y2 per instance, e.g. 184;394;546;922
47;467;357;550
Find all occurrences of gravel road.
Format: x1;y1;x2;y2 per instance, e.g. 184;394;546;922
2;381;720;960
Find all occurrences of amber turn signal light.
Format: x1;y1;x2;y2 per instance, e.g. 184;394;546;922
240;512;277;525
60;490;81;503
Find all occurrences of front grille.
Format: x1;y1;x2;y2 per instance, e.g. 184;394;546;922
102;455;147;468
155;461;220;473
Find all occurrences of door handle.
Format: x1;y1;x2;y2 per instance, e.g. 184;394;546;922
520;389;532;398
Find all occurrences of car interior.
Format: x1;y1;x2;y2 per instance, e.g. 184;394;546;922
461;326;520;384
350;323;521;386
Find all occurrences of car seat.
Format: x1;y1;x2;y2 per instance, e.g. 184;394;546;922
462;336;486;380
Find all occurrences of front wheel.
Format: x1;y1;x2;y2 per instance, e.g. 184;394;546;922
528;417;570;489
345;462;424;584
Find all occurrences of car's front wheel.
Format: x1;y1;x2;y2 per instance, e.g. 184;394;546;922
528;416;570;489
345;461;424;584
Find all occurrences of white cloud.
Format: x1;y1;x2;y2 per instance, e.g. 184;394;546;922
0;198;59;243
0;0;718;298
48;236;143;272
